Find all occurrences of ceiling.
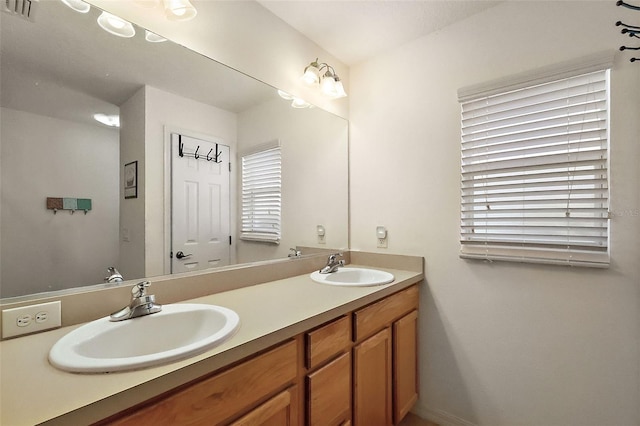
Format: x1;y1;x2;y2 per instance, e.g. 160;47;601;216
257;0;503;66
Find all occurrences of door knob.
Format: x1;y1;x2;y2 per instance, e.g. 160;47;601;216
175;251;192;259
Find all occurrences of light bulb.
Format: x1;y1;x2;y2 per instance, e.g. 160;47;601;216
163;0;198;21
333;79;347;99
301;63;320;86
320;75;338;97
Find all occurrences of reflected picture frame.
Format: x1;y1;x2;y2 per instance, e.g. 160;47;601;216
124;161;138;199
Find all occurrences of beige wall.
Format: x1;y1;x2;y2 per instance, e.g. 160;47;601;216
350;2;640;425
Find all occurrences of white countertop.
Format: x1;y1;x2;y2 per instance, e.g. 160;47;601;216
0;265;422;426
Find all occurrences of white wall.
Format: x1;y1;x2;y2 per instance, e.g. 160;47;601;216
1;108;120;297
350;2;640;425
237;98;349;263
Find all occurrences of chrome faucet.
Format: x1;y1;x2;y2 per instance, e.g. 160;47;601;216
320;253;344;274
109;281;162;322
104;266;123;283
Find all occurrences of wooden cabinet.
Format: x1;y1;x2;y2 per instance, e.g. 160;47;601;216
105;340;298;426
102;285;419;426
352;286;419;426
353;328;393;426
305;316;352;426
307;352;351;425
230;386;298;426
393;310;418;424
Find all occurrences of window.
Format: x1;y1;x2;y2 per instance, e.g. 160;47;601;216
241;144;282;244
459;62;611;267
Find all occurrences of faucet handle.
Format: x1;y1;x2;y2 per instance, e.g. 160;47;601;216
131;281;151;298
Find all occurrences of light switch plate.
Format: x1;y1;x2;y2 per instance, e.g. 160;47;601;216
2;301;62;338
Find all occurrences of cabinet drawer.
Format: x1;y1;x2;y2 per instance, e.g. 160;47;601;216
108;340;298;426
306;315;351;369
353;285;418;342
307;351;351;426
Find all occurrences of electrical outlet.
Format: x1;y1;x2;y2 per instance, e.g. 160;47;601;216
376;226;388;248
2;301;61;338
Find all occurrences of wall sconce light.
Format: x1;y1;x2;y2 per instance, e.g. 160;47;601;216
301;58;347;99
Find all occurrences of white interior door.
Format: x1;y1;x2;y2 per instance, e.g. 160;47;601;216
171;133;231;273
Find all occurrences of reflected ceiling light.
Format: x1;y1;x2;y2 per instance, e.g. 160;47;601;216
145;30;167;43
163;0;197;21
301;58;347;99
277;90;312;109
97;12;136;38
291;98;312;109
277;90;295;100
60;0;90;13
93;114;120;128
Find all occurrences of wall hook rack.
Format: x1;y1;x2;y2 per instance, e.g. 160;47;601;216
616;2;640;63
617;0;640;11
178;139;222;163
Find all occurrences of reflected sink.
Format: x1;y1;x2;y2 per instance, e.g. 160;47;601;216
310;267;394;287
49;304;240;373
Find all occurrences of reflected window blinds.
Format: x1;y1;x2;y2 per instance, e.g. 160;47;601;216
459;69;610;267
241;146;282;244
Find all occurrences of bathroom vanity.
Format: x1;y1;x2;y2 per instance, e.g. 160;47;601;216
0;253;423;425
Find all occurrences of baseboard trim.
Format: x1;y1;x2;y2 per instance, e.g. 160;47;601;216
412;403;477;426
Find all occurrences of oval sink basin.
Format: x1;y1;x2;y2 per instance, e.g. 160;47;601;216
49;304;239;373
310;267;394;287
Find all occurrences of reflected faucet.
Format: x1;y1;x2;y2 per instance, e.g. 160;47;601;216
104;267;123;283
320;253;344;274
110;281;162;322
288;248;302;258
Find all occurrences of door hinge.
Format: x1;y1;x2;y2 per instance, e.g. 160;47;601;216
229;162;232;172
229;235;232;245
170;251;173;259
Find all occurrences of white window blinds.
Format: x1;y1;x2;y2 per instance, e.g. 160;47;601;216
241;146;282;244
459;68;610;267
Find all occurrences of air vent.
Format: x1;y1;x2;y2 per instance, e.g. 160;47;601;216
2;0;37;22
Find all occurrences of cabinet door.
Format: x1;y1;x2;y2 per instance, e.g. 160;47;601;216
230;386;298;426
353;328;392;426
307;352;351;426
393;310;418;424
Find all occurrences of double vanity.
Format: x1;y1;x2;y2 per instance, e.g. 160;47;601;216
0;252;423;425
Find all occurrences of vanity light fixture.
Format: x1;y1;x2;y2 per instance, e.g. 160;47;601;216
60;0;90;13
301;58;347;99
163;0;197;21
97;11;135;38
93;113;120;128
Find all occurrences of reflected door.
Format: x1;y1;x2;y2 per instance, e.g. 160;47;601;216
171;133;231;274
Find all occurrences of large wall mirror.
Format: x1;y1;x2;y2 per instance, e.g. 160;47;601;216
0;1;348;299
